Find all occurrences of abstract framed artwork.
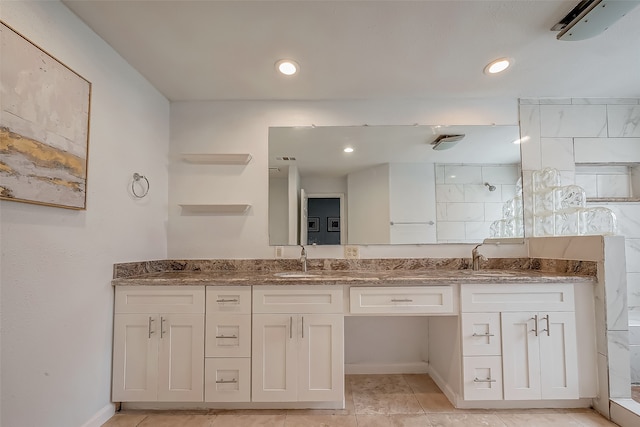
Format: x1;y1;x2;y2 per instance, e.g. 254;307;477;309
1;22;91;210
328;217;340;232
308;217;319;232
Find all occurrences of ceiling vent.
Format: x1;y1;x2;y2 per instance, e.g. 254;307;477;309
431;134;465;151
552;0;639;41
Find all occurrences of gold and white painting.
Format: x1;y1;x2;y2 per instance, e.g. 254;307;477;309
1;22;91;210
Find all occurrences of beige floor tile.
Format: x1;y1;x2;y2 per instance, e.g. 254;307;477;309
211;414;286;426
413;392;457;413
137;414;215;427
402;374;442;394
356;414;432;427
101;413;148;427
349;374;413;394
283;414;357;426
427;413;507;427
567;411;620;426
353;392;424;415
496;413;583;426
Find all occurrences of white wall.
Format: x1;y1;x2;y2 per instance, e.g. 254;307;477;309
168;98;518;259
347;163;390;244
0;3;169;427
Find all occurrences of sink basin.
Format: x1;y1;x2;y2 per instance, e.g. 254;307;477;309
274;272;320;278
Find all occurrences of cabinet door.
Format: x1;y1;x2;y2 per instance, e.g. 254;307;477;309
252;314;297;402
297;314;344;402
112;314;158;402
539;312;579;400
157;314;205;402
501;312;541;400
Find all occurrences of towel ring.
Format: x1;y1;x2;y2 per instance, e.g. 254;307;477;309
132;173;150;198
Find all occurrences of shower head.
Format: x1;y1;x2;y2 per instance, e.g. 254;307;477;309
484;182;496;192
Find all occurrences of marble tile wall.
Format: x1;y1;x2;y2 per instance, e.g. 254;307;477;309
435;164;520;243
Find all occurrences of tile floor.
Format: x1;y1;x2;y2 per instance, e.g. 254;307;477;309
102;374;619;426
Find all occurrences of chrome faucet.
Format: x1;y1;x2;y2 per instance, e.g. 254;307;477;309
300;245;307;272
472;244;486;271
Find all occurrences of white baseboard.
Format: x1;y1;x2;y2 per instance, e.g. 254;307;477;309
345;362;429;375
80;403;116;427
427;364;459;406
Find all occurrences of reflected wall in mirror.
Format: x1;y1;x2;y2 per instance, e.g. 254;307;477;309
269;125;523;245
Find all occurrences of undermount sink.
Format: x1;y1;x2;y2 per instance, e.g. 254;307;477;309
274;272;320;278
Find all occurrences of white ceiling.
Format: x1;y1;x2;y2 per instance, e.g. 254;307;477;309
62;0;640;102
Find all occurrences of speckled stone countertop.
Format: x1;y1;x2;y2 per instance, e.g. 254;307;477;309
111;268;597;287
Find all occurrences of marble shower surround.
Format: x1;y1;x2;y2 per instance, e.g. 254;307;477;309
113;257;596;279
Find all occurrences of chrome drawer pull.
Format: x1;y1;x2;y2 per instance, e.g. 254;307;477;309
215;335;238;339
390;298;413;302
473;378;496;383
541;314;550;336
216;379;238;384
216;298;239;303
530;315;539;336
472;333;495;337
148;316;155;339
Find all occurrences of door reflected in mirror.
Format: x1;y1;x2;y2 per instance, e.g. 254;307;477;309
268;125;523;245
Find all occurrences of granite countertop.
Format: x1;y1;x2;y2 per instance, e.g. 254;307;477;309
111;269;597;287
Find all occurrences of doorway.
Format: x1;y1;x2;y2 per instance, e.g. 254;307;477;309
305;195;344;245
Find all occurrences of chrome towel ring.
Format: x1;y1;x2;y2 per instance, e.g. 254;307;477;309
132;173;150;198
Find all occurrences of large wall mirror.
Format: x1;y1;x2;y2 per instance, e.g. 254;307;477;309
269;125;522;246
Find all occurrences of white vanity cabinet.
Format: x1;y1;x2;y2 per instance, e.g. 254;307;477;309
205;286;252;402
460;283;579;402
251;286;344;403
112;286;205;402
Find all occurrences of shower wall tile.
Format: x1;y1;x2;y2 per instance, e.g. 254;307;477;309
604;204;640;237
572;98;640;105
608;105;640;137
574;137;640;163
443;165;481;184
465;222;491;241
604;237;628;331
608;330;632;398
597;174;631;198
436;203;447;221
540;137;575;172
464;184;503;203
625;239;640;274
575;174;597;197
443;202;484;221
436;222;466;241
481;165;520;184
519;105;542;171
435;184;464;202
540;104;607;138
435;165;445;184
500;184;517;202
630;345;640;383
484;203;503;222
628;273;640;309
539;98;572;105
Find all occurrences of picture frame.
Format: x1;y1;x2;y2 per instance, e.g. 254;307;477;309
308;217;319;232
1;22;92;210
328;217;340;232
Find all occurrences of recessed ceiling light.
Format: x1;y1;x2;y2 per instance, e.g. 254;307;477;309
484;58;512;75
276;59;299;76
344;147;354;153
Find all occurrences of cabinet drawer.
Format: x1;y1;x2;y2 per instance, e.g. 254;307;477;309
115;286;204;314
205;358;251;402
206;286;251;314
350;286;456;315
463;356;503;401
461;283;574;313
206;314;251;358
253;285;343;314
461;313;501;356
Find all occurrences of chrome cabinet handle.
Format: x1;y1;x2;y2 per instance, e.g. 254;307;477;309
391;299;413;302
215;335;238;339
302;316;304;339
148;316;155;339
160;316;166;338
541;314;550;336
530;315;539;336
473;378;496;383
472;333;495;337
216;298;239;303
290;316;293;339
216;378;238;384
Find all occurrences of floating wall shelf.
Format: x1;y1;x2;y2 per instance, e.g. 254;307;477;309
179;204;251;214
181;153;252;165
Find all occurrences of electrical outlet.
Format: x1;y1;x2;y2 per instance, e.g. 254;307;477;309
274;246;284;258
344;246;359;259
